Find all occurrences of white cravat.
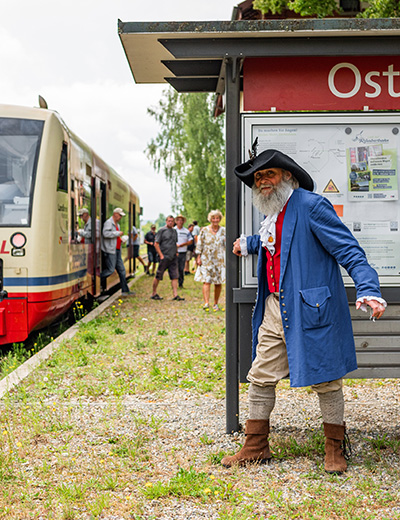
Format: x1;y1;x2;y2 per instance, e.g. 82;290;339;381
259;213;279;256
259;188;293;256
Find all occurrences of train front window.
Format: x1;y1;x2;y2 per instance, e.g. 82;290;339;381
0;118;44;226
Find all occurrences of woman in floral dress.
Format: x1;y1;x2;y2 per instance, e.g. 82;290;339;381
194;209;225;311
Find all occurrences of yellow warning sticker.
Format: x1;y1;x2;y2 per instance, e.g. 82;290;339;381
323;179;339;193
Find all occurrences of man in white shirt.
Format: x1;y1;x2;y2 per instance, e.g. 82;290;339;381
175;214;193;289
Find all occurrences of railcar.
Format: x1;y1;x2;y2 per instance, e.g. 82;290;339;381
0;103;140;345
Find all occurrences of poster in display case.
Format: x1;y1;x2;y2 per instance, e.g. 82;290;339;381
241;113;400;289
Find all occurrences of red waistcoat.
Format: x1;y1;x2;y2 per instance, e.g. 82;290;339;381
264;203;288;292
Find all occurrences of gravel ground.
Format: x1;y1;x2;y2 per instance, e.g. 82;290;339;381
33;381;399;520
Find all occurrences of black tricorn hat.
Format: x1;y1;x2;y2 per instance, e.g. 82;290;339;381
234;149;314;191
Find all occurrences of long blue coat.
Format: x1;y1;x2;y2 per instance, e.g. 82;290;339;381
247;188;382;388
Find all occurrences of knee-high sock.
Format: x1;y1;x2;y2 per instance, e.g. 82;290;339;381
317;388;345;425
248;383;276;421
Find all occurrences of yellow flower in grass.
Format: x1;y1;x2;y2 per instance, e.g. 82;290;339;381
16;442;22;448
203;488;211;494
145;482;153;488
209;474;216;480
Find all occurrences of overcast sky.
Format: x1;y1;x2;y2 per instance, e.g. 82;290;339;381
1;0;237;221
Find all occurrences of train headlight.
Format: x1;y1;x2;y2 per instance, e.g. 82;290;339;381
10;233;27;249
11;249;25;257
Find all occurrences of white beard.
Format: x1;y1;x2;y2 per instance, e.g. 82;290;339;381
252;179;293;216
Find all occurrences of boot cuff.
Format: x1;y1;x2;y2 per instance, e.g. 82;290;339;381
245;419;270;435
323;422;345;441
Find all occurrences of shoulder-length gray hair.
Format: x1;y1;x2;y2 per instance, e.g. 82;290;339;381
207;209;223;222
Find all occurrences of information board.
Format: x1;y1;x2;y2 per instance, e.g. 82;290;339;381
241;113;400;289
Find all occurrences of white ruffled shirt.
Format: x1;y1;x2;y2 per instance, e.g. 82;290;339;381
239;192;387;316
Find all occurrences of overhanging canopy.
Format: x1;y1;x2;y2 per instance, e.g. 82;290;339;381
118;18;400;94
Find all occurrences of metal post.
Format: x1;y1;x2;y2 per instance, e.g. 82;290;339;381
225;57;241;433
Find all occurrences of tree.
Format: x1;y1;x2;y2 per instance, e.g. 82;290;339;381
253;0;400;18
360;0;400;17
146;88;225;225
253;0;338;17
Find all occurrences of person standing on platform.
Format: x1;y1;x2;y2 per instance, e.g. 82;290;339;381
151;215;184;301
222;149;386;473
101;208;133;296
144;224;159;275
131;224;147;273
185;223;195;275
194;210;225;311
175;214;193;289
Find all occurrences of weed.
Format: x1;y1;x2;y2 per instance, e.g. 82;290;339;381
208;451;229;465
143;467;220;499
200;432;214;445
57;481;87;501
88;493;110;518
272;429;324;459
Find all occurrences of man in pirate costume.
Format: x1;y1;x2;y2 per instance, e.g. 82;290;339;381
223;149;386;473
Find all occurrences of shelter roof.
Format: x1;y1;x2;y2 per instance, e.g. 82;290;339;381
118;18;400;94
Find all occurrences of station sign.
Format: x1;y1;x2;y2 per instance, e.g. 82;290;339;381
243;56;400;112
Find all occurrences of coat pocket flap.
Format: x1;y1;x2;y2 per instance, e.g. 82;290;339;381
299;286;332;308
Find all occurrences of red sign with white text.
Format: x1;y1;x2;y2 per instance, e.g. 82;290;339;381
243;56;400;112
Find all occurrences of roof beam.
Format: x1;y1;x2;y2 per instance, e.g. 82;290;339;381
161;59;222;77
159;36;400;59
165;77;219;92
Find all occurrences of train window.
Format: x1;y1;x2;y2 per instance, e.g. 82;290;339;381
0;118;43;226
76;181;92;245
57;142;68;192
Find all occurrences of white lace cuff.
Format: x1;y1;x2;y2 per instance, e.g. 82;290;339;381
240;234;248;257
356;295;387;312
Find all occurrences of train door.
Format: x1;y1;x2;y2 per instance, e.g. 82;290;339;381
100;181;107;292
91;177;107;295
90;173;97;295
131;202;136;273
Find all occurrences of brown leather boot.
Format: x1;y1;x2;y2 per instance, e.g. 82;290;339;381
323;422;351;474
221;419;271;467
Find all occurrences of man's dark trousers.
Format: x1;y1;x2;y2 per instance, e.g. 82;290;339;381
178;252;186;287
101;249;129;293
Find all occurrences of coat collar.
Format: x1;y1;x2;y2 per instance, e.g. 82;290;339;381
279;189;299;283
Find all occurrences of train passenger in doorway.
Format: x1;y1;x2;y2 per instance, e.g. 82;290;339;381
131;224;147;273
77;208;92;244
223;149;386;474
144;224;159;276
175;214;193;289
151;215;184;301
101;208;134;296
194;209;225;311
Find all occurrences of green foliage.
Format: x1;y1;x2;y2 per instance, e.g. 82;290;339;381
147;88;225;224
253;0;289;14
253;0;337;17
254;0;400;17
360;0;400;17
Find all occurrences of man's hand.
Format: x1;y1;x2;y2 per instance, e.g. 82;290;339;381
356;299;386;319
232;238;242;257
